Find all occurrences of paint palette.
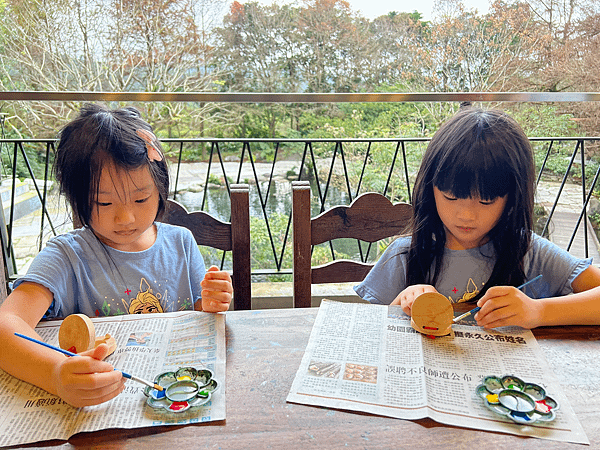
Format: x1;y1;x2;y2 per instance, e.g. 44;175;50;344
143;367;219;413
476;375;559;424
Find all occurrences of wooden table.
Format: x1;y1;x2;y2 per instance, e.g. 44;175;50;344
23;306;600;449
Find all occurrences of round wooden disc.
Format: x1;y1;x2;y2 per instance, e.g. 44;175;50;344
410;292;453;336
58;314;96;354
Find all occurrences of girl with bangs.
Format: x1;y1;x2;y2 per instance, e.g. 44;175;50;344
355;106;600;329
0;104;232;407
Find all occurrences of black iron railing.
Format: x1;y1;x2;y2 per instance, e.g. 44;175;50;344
1;91;600;283
2;135;600;283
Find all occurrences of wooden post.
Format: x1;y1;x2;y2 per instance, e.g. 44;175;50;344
292;181;312;308
230;184;251;310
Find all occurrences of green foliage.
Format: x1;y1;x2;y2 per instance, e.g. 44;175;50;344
198;209;295;275
0;142;49;180
207;174;222;186
292;100;426;198
533;204;550;239
310;244;350;265
510;105;577;137
295;99;425;141
198;246;230;271
589;212;600;242
531;140;599;184
506;105;600;182
250;212;292;271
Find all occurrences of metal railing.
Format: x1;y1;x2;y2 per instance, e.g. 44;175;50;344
2;91;600;283
2;135;600;281
2;91;600;102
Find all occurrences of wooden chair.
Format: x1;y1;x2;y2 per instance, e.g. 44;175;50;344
163;184;251;310
292;180;413;308
0;232;7;302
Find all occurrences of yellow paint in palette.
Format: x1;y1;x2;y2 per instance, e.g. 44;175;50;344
486;393;499;403
177;376;192;381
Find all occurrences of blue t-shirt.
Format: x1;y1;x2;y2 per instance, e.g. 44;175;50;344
13;222;205;318
355;234;591;305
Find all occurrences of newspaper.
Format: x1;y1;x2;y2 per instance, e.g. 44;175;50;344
287;300;589;445
0;311;225;447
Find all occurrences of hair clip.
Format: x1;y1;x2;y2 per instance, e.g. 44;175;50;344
136;129;163;162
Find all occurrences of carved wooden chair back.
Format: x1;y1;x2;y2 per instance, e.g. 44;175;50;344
292;180;413;308
163;184;251;310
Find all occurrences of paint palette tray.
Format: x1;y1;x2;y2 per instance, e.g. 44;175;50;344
476;375;559;424
143;366;219;413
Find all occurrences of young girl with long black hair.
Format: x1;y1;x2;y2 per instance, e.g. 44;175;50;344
355;107;600;329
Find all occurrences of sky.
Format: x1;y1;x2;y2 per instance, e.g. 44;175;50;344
239;0;492;22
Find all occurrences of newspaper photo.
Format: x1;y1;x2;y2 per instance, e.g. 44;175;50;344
286;300;588;445
0;311;226;447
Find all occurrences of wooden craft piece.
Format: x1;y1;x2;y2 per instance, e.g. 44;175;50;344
58;313;117;357
410;292;454;337
94;333;117;356
58;314;95;353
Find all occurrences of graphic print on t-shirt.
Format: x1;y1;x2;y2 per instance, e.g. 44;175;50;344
448;278;482;303
95;277;194;316
124;278;166;314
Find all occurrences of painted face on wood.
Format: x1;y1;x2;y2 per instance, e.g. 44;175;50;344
410;292;453;337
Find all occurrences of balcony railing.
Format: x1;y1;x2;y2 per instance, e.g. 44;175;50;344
2;135;600;281
1;92;600;285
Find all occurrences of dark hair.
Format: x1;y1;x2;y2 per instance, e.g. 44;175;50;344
54;104;169;227
406;107;535;300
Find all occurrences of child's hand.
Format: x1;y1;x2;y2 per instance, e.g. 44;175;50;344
52;343;124;407
475;286;544;329
200;266;233;312
391;284;438;316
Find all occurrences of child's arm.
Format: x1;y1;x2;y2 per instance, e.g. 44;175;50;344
391;284;439;315
475;266;600;328
197;265;233;312
0;282;124;407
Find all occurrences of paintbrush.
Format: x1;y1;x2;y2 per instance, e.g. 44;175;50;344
452;274;543;323
15;332;163;391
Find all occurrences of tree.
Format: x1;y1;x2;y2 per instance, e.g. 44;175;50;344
0;0;228;138
508;0;600;137
214;0;377;138
363;11;428;88
393;0;543;127
296;0;370;93
217;1;301;93
214;1;302;138
412;0;541;92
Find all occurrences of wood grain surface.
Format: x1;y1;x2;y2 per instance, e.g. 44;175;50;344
20;306;600;450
